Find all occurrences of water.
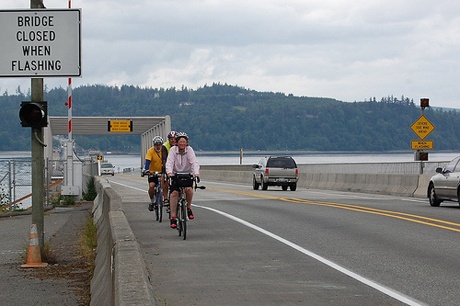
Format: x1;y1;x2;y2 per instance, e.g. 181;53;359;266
2;150;459;174
102;151;460;172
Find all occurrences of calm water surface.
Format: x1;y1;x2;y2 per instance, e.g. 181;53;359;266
1;151;458;172
102;151;460;172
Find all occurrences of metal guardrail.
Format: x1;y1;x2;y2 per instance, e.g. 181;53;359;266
0;159;32;211
0;158;99;211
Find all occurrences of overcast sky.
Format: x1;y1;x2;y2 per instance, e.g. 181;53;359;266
1;0;460;109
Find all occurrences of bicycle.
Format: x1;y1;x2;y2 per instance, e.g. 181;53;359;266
170;173;205;240
146;171;165;222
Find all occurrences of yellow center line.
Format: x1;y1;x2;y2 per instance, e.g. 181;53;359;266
208;186;460;233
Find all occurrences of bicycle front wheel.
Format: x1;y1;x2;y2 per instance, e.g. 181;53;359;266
181;199;187;240
177;200;183;237
158;189;164;223
154;192;159;222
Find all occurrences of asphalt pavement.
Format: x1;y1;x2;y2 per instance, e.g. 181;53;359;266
0;204;91;306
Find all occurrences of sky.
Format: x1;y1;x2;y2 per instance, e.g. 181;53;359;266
1;0;460;109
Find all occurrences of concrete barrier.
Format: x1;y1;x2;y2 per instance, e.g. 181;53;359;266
90;177;157;306
414;174;432;198
201;166;425;198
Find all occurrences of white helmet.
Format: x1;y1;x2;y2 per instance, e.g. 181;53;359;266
175;131;189;141
153;136;163;145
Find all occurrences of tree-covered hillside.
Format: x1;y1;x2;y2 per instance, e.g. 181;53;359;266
1;83;459;152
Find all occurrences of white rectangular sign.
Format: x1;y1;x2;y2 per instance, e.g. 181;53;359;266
0;9;81;77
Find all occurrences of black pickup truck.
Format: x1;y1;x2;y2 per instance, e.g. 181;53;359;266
252;156;299;191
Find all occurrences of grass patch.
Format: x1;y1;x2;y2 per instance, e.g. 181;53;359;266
79;216;97;304
79;216;97;261
83;177;97;201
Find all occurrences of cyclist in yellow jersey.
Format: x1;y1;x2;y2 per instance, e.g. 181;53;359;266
143;136;164;211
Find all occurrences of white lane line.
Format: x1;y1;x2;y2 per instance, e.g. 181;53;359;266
194;204;426;306
110;181;147;193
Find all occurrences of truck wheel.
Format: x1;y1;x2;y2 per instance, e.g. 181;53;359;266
290;183;297;191
253;177;260;190
262;179;268;190
282;186;288;191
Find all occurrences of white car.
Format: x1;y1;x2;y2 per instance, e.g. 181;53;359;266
428;156;460;206
100;162;115;176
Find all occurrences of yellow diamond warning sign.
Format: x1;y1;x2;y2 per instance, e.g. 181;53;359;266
410;115;435;140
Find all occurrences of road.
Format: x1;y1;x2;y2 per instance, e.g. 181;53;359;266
109;173;460;306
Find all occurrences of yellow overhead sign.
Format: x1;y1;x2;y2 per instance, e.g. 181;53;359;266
410;115;435;140
411;140;433;150
108;120;132;132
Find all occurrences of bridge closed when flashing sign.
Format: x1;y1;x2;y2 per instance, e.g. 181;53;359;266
0;9;81;77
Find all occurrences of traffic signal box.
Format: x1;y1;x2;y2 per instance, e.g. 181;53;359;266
19;101;48;128
415;151;429;161
420;98;430;108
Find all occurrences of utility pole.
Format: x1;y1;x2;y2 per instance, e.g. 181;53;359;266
30;0;46;256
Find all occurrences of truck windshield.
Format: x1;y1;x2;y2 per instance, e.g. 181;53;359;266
267;158;296;168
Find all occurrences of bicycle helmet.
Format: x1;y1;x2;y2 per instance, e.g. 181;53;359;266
175;131;189;141
167;131;177;139
152;136;163;145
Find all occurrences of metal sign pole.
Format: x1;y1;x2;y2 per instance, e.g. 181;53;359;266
30;0;45;257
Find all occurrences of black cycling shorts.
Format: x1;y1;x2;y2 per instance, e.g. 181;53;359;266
148;175;160;185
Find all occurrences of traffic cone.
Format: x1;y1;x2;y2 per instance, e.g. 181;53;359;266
21;224;48;268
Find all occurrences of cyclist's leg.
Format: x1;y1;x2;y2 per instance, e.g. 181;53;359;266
185;187;194;219
185;187;194;209
161;174;169;205
148;175;156;199
147;176;155;211
169;188;179;228
170;190;179;217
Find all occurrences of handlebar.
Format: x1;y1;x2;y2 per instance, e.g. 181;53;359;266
167;173;206;190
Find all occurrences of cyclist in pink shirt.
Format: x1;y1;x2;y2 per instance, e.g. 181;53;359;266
166;132;200;229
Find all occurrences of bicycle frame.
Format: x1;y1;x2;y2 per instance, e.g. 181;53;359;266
176;186;188;240
148;172;164;222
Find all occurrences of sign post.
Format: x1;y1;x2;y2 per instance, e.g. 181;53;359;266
410;98;435;172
